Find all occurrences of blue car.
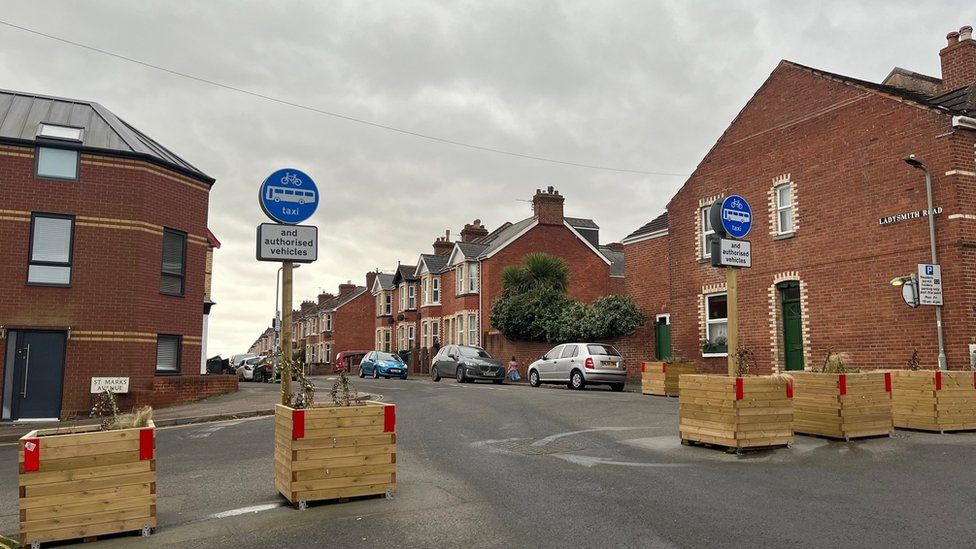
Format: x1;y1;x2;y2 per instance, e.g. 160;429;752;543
359;351;408;380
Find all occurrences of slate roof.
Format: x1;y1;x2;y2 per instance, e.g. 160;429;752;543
418;253;449;274
565;217;599;230
373;273;395;292
477;217;537;258
392;264;418;285
0;89;213;183
599;247;625;277
456;242;488;259
623;212;668;241
323;286;367;312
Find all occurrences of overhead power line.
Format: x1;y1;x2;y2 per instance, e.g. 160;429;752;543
0;19;689;177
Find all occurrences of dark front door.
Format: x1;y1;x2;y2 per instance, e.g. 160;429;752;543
655;316;672;360
7;331;66;420
780;283;804;371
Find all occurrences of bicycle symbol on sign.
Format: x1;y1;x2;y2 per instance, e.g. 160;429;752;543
730;198;743;209
280;172;303;186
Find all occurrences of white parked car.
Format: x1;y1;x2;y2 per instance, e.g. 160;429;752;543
236;356;267;382
527;343;626;391
230;353;258;368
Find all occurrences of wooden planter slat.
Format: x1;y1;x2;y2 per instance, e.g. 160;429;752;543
791;372;892;440
890;371;976;432
641;362;696;396
18;421;156;546
678;375;793;450
275;402;396;506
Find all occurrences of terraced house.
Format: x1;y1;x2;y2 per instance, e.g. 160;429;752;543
622;26;976;374
0;89;231;420
289;280;372;373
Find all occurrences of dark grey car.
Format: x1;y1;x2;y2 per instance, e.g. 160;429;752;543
430;345;505;384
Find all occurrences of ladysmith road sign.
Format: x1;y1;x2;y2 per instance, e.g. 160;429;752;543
259;168;319;225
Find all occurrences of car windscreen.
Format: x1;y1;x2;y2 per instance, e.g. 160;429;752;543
375;352;402;362
459;346;492;359
586;344;620;357
245;357;264;365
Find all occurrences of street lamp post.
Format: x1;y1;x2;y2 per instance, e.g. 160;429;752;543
904;155;947;370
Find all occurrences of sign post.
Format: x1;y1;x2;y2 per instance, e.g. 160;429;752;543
258;169;319;406
708;195;753;376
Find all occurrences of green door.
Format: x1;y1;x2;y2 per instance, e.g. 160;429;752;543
655;316;672;360
780;282;804;371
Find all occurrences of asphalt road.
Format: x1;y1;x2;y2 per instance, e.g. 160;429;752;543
2;377;976;548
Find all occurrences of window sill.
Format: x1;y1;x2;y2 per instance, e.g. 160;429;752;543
701;353;728;358
160;291;185;298
698;258;710;265
455;292;479;297
154;371;181;376
773;232;795;241
27;282;71;288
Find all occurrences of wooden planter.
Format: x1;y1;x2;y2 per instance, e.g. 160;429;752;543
641;362;697;397
791;372;892;440
274;402;397;508
18;422;157;547
679;375;794;451
890;370;976;432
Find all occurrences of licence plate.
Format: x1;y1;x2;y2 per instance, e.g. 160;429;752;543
602;361;616;368
389;369;401;374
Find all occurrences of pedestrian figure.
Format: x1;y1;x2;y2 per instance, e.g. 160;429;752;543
507;356;521;382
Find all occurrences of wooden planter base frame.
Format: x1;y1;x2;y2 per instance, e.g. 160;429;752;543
641;362;697;397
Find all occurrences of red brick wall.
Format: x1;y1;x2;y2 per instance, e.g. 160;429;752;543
333;290;375;358
0;145;220;418
662;62;976;375
122;374;238;414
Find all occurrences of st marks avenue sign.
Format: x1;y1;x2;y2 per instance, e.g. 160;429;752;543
879;206;943;226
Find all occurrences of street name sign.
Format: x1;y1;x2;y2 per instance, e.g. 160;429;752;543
711;238;752;268
917;263;943;306
257;223;318;263
91;376;129;394
259;168;319;225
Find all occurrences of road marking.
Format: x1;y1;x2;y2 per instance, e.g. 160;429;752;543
208;502;284;519
186;420;243;439
531;427;648;447
553;453;691;468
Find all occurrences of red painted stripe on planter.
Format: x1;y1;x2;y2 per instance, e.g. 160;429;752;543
292;409;305;440
641;363;645;373
838;374;847;396
735;378;744;401
661;363;667;373
884;372;892;393
786;380;794;399
935;371;942;391
384;405;396;433
973;371;976;390
23;438;39;473
139;428;154;460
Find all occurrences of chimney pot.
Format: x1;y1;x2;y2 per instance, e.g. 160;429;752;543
961;26;974;41
948;31;960;46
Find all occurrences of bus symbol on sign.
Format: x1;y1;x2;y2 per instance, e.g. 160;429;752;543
259;168;319;225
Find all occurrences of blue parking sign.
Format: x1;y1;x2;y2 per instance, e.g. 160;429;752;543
259;168;318;225
720;195;752;239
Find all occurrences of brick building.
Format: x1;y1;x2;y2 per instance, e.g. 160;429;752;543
622;26;976;374
0;89;233;420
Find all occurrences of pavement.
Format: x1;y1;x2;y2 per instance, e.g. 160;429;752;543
3;376;975;547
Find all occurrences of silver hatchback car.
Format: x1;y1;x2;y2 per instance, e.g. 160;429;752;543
527;343;626;391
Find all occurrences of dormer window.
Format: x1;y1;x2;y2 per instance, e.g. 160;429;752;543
37;123;83;142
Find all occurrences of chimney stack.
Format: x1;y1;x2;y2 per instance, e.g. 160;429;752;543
940;25;976;92
460;219;489;242
317;292;335;305
300;300;316;313
366;271;379;293
433;229;454;255
338;280;356;296
532;186;565;225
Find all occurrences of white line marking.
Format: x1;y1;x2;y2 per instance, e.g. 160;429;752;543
531;427;647;447
209;502;283;519
554;453;691;468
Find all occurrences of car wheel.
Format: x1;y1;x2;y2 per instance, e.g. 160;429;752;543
570;370;586;390
456;367;465;383
529;370;541;387
431;367;440;382
359;366;365;378
610;383;624;392
373;368;379;379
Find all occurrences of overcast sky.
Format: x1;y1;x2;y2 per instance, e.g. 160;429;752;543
1;2;973;356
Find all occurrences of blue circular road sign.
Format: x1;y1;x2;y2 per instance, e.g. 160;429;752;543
259;169;318;224
719;194;752;239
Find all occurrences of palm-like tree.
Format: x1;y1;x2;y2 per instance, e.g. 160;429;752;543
501;253;569;296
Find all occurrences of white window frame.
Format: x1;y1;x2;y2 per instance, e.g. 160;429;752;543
432;320;439;342
700;207;714;258
457;315;464;345
422;321;429;348
408;285;416;309
384;292;392;315
383;329;392;352
422;277;430;304
467;262;478;293
398;326;405;348
399;286;407;311
703;293;729;357
324;314;332;332
467;313;477;345
775;183;794;235
456;265;464;295
431;276;440;303
407;325;415;349
325;343;332;364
